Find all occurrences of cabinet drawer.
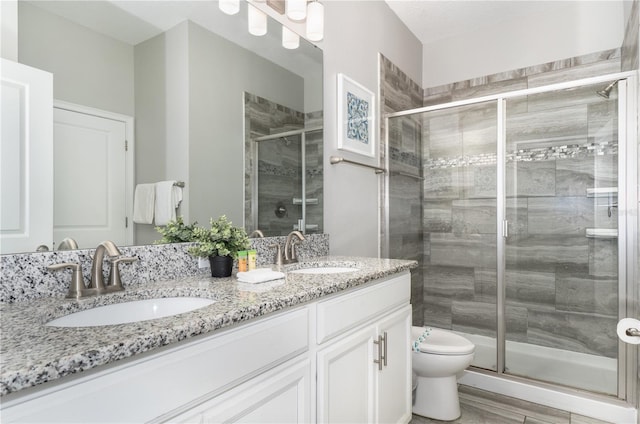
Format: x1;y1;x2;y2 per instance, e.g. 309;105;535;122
316;271;410;344
2;307;309;423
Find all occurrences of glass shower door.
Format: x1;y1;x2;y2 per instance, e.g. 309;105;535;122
418;101;499;371
503;81;620;395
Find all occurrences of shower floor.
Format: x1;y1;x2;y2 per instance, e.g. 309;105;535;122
458;331;617;395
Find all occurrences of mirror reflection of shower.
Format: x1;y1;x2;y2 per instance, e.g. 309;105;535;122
251;127;323;237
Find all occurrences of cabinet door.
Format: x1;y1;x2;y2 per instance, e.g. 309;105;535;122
376;305;412;424
317;326;377;423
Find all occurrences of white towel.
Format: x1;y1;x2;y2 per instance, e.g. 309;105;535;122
132;184;155;224
154;181;182;226
237;268;285;284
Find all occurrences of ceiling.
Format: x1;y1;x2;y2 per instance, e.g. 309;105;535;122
29;0;572;48
25;0;321;79
384;0;575;45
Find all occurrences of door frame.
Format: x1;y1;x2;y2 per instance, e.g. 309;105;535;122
53;100;135;246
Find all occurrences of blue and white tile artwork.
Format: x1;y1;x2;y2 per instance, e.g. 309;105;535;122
347;91;370;144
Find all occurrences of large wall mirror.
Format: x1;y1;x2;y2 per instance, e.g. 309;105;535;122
7;0;323;254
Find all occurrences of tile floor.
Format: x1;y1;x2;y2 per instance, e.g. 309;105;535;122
409;385;615;424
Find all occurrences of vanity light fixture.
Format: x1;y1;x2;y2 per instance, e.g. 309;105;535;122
219;0;240;15
286;0;306;21
248;3;267;36
282;26;300;49
306;0;324;41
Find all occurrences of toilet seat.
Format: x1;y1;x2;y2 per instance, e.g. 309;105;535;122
415;328;475;355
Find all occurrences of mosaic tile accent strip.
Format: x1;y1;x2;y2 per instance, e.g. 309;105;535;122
424;141;617;170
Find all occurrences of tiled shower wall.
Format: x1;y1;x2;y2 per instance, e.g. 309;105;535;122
243;93;323;236
384;47;626;358
422;82;620;359
421;50;622;358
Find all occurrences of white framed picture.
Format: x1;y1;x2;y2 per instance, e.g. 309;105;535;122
337;73;376;157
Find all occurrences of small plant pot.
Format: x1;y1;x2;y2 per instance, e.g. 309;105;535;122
209;255;233;278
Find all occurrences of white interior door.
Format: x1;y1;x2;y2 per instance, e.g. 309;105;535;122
53;107;128;249
0;59;53;253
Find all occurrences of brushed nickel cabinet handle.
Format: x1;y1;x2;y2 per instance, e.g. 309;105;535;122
382;331;388;367
373;335;383;371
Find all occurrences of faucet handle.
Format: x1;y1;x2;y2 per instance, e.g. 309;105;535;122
269;244;283;266
48;262;88;299
107;256;137;291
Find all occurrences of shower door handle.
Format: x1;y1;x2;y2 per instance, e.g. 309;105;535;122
502;220;509;239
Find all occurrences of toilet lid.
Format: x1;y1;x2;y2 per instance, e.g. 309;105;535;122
415;328;475;355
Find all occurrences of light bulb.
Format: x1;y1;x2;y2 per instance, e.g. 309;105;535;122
248;4;267;36
282;26;300;49
306;1;324;41
219;0;239;15
286;0;306;21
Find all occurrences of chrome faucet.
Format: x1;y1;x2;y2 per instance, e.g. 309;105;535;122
48;241;136;299
249;229;264;238
283;231;305;264
90;240;122;292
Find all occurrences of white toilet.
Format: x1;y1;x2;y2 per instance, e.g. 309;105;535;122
411;326;475;421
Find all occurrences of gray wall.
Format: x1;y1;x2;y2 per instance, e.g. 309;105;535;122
187;21;304;229
323;1;423;257
17;1;134;116
133;30;171;244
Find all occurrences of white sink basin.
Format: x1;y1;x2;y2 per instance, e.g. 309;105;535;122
289;267;360;275
46;297;215;327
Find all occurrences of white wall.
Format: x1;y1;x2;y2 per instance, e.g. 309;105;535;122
322;1;422;256
423;1;625;88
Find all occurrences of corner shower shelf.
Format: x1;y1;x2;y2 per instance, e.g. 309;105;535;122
292;224;319;231
293;198;319;205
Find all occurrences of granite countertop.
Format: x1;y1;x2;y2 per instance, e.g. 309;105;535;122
0;256;416;397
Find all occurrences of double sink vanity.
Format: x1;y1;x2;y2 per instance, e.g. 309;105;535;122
0;243;416;423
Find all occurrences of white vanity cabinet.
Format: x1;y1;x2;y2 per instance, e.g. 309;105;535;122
316;272;412;424
1;308;310;423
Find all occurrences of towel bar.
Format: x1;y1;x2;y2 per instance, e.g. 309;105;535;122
330;156;386;174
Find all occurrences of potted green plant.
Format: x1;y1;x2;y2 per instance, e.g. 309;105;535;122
187;215;250;278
